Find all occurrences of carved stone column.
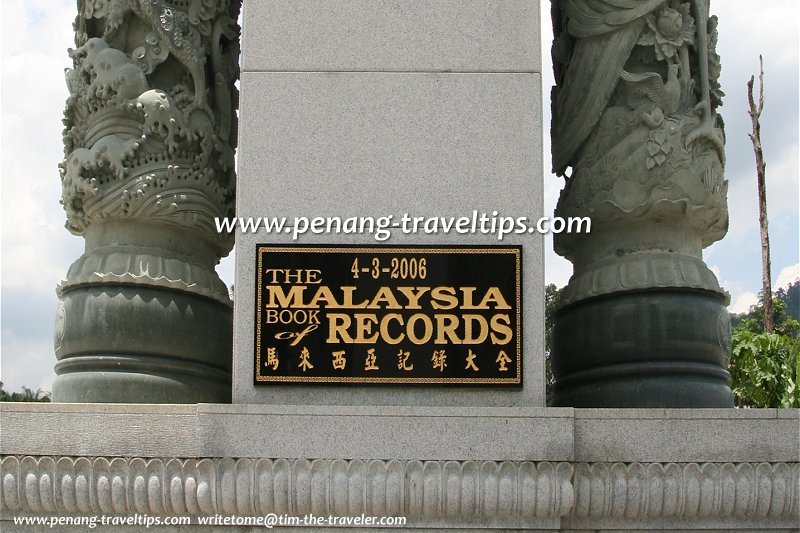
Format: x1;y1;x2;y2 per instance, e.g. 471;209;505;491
53;0;240;402
550;0;733;406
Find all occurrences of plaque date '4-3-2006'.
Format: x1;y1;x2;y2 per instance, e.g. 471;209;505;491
254;245;522;386
349;256;427;281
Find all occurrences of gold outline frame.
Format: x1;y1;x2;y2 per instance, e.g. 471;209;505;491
255;246;522;385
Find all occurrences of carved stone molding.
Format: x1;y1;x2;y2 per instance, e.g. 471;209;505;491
558;252;724;308
572;462;798;520
0;457;571;520
2;456;797;525
56;244;231;306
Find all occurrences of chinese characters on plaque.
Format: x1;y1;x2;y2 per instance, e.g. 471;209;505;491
255;246;521;386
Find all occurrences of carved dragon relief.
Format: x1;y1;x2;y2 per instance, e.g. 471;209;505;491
58;0;240;303
551;0;729;304
552;0;726;227
61;0;239;242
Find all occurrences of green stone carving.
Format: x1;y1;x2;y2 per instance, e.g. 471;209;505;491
550;0;733;407
53;0;241;403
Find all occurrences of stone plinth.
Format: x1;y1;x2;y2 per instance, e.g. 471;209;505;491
2;403;798;531
233;0;545;406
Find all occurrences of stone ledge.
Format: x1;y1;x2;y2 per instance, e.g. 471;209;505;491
2;404;798;463
0;403;198;458
196;405;573;461
573;408;799;463
573;408;796;419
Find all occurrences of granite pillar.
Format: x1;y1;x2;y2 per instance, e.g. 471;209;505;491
52;0;241;402
549;0;733;406
233;0;545;406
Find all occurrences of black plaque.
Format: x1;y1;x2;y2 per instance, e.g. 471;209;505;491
254;245;521;386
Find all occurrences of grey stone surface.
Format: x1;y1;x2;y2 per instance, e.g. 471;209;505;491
574;409;800;463
3;404;797;464
562;520;800;532
1;525;562;532
0;403;197;457
237;72;541;219
197;405;572;460
233;71;544;406
235;0;544;407
242;0;540;73
3;520;556;533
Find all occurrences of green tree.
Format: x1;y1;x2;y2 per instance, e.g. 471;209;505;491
734;292;799;337
729;295;799;408
775;281;799;322
0;382;51;402
544;284;563;355
544;284;564;405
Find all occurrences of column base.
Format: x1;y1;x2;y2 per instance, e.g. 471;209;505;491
53;285;232;403
552;289;733;408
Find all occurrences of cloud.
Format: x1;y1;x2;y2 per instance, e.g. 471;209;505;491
219;251;236;288
713;1;799;247
0;330;56;393
1;0;83;392
2;0;80;298
710;263;754;314
730;291;759;315
544;236;573;288
725;126;800;242
718;261;799;315
776;263;800;290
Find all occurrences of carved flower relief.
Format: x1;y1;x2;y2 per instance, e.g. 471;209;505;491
638;3;695;62
159;8;175;32
645;130;673;169
560;116;697;216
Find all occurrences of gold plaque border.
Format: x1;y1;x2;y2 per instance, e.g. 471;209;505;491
255;246;522;385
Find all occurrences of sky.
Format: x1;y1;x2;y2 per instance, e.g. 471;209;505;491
1;0;798;393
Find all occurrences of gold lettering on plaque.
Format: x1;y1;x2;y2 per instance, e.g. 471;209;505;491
266;347;279;371
432;349;447;372
397;350;413;371
496;350;512;372
298;347;314;372
465;349;479;372
331;350;347;370
256;246;521;385
365;348;379;371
